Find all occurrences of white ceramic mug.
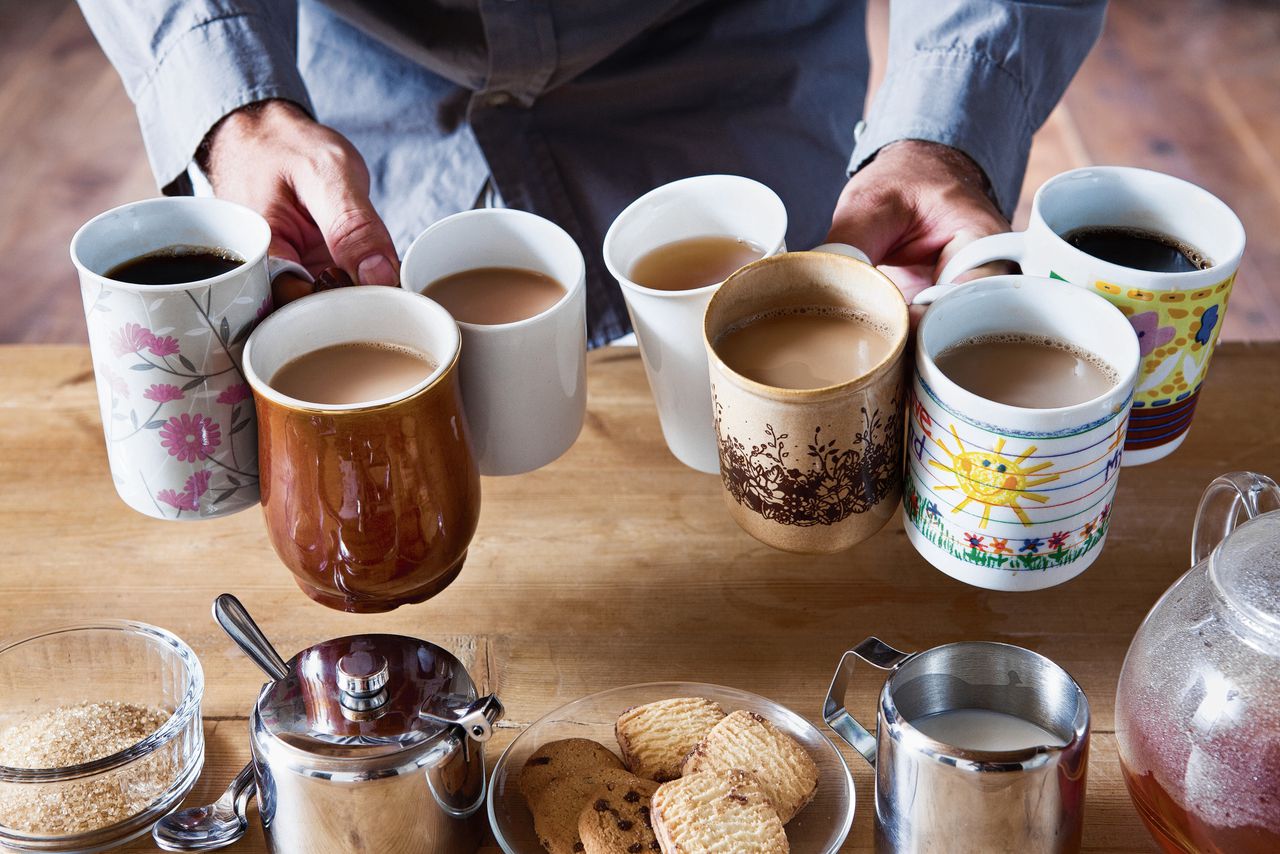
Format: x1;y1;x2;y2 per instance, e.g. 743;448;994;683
401;209;587;476
71;197;307;520
934;166;1245;466
603;175;788;473
906;276;1140;591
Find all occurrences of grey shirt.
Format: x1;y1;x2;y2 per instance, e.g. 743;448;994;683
79;0;1105;346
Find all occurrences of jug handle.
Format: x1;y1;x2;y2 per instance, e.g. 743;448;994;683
822;637;913;768
1191;471;1280;566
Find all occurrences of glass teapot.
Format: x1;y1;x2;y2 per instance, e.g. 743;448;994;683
1115;471;1280;853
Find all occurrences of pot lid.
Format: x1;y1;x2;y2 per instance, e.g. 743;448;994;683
255;633;494;761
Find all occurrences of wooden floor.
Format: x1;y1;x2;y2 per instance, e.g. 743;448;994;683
2;0;1278;343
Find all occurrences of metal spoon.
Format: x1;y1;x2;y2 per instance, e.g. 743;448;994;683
153;595;290;850
211;593;290;681
153;762;255;851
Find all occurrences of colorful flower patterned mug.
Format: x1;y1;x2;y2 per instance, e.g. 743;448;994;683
935;167;1245;466
905;276;1140;591
71;198;307;521
703;246;909;554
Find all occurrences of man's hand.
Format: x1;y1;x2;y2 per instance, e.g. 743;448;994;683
199;100;399;305
826;140;1011;303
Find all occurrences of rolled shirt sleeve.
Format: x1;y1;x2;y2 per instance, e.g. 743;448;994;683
850;0;1107;217
77;3;314;192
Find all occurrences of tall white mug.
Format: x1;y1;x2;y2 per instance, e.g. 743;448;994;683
70;197;307;520
401;209;588;476
603;175;788;473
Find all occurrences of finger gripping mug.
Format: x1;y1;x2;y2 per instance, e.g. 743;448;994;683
823;638;1091;854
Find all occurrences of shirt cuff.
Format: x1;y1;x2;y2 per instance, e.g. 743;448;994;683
849;47;1033;218
133;13;313;193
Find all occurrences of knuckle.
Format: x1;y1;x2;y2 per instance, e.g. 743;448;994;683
326;207;380;250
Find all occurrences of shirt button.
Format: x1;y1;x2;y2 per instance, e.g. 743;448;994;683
482;91;514;108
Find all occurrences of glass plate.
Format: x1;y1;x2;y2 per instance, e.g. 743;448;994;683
488;681;854;853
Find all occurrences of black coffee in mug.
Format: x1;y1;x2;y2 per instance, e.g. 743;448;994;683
1063;226;1211;274
106;245;244;285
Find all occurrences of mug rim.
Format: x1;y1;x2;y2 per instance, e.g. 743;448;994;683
881;640;1090;766
917;275;1140;423
69;197;271;294
1031;165;1246;286
242;286;462;414
703;250;910;400
602;174;789;300
401;207;586;331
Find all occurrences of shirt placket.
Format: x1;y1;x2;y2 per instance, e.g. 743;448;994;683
474;0;556;108
468;0;631;346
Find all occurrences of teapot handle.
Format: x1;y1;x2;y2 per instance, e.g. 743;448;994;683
821;637;913;768
1191;471;1280;565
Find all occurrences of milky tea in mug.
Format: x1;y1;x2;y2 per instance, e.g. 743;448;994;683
424;267;566;325
268;342;437;406
933;335;1118;409
629;236;766;292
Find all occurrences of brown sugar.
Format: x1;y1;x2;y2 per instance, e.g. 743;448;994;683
0;701;175;834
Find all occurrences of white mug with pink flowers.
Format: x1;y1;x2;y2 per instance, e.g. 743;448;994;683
71;198;307;520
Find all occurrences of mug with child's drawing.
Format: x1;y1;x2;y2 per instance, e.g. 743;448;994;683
905;277;1140;592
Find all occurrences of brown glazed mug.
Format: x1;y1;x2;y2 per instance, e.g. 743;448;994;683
703;246;909;554
242;287;480;612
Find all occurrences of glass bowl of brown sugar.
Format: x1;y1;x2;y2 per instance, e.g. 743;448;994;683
0;621;204;852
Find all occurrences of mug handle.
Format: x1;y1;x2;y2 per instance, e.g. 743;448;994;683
812;242;872;264
822;637;914;768
1191;471;1280;565
913;231;1029;306
268;257;312;282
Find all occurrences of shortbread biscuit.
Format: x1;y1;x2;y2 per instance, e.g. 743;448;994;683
615;697;726;781
682;710;818;823
519;738;624;804
577;774;661;854
651;769;789;854
528;766;641;854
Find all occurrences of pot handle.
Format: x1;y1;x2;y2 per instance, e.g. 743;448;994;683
822;637;914;768
1191;471;1280;565
421;693;505;744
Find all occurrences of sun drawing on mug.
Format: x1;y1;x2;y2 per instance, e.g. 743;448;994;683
928;425;1059;528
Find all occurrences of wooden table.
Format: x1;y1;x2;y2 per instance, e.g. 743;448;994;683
2;343;1276;853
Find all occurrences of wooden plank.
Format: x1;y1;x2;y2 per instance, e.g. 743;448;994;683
4;343;1277;851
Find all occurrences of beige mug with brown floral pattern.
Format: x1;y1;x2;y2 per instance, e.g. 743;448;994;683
703;246;909;553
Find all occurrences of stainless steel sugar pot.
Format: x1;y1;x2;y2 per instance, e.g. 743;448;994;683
170;595;503;853
823;637;1090;853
